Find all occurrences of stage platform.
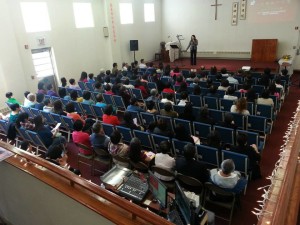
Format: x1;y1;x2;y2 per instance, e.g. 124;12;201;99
151;58;279;73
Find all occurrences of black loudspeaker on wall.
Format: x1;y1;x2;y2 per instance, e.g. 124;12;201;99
130;40;139;51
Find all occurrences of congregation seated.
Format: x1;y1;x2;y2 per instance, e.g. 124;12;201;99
43;99;53;113
154;141;175;181
206;130;222;150
160;102;178;118
174;123;195;144
219;113;237;130
53;100;67;116
90;121;110;151
192;85;202;95
210;159;247;194
104;84;114;95
79;71;88;83
15;112;35;130
23;91;30;106
162;82;175;94
231;133;261;179
179;103;195;121
206;85;219;98
153;119;173;137
245;88;257;103
118;86;131;107
197;107;214;125
70;90;83;102
82;91;95;105
69;78;81;90
122;78;134;89
94;81;103;92
177;92;189;106
146;100;158;114
58;88;71;101
33;115;66;154
230;98;250;115
175;143;210;184
35;93;45;110
176;82;188;94
223;87;237;101
108;130;129;160
135;79;149;98
160;93;175;105
103;104;120;126
72;120;93;155
218;79;230;92
129;137;153;165
95;94;107;108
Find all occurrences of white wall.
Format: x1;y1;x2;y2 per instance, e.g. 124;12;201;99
161;0;300;69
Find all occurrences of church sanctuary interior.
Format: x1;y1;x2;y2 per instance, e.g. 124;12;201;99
1;0;300;225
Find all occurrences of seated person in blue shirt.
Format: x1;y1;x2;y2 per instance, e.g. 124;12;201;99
82;91;95;105
90;121;110;151
126;97;145;112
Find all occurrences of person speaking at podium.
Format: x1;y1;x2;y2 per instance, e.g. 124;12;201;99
186;35;198;66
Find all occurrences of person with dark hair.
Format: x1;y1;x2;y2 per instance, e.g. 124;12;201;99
197;107;214;125
65;102;85;124
141;74;148;84
210;159;247;192
123;78;134;89
220;113;237;129
34;93;45;110
2;103;21;123
193;85;201;95
82;91;95;105
79;71;88;82
206;85;219;98
19;140;33;153
160;102;178;118
207;130;222;150
154;141;175;181
139;59;147;69
33;115;66;154
127;97;145;112
72;119;93;155
46;84;58;97
60;77;67;87
70;90;83;102
58;88;71;101
118;86;131;107
90;121;110;150
53;100;66;116
231;133;261;179
108;130;129;159
104;84;114;95
230;98;250;115
135;79;149;98
177;82;188;94
88;73;95;83
223;86;238;101
162;82;175;94
259;68;271;87
218;79;230;91
268;83;280;99
177;91;189;106
5;92;20;105
153;119;173;137
146;100;158;114
174;124;194;144
186;35;198;65
23;91;30;106
103;104;120;125
129;137;152;164
206;78;213;88
210;66;217;75
69;78;80;90
179;103;195;121
43;99;53;112
257;90;274;106
176;143;209;183
245;88;257;103
94;81;103;92
15;112;34;130
175;75;185;86
95;94;107;108
112;63;118;75
37;81;47;94
220;67;228;77
121;111;143;131
161;93;175;105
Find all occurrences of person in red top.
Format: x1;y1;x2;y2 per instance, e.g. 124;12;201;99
104;84;114;95
102;104;120;126
162;82;175;94
72;120;93;155
65;102;85;125
134;79;149;98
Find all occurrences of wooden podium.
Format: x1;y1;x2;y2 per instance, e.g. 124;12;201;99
251;39;278;62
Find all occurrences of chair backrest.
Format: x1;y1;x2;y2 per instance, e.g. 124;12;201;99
221;150;249;175
173;105;185;116
115;126;133;143
71;101;84;114
156;115;174;132
151;165;174;178
236;129;264;152
172;139;191;157
140;112;156;126
219;99;235;112
173;118;192;136
188;95;202;107
176;173;203;194
15;127;32;142
40;111;55;125
112;155;130;165
131;88;144;100
92;105;104;118
85;82;95;92
193;122;212;139
147;82;157;90
130;160;148;172
61;115;74;130
102;123;115;136
77;81;87;90
231;113;246;130
196;144;219;168
204;182;235;197
112;95;126;110
21;106;34;118
208;109;224;124
247;115;270;135
30;108;41;117
26;130;47;149
102;94;115;106
217;90;226;98
133;130;153;149
256;104;274;120
203;96;219;110
247;102;254;115
151;134;170;152
80;103;95;117
75;142;93;153
126;110;142;125
94;148;111;158
214;126;235;145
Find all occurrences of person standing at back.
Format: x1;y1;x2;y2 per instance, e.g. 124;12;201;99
186;35;198;66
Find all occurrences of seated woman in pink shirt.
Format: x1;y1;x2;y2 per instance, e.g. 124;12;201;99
72;120;93;155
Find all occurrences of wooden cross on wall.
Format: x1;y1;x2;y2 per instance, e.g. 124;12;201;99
211;0;222;20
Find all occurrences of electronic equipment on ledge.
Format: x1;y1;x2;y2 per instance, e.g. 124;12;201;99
118;173;149;202
148;171;168;209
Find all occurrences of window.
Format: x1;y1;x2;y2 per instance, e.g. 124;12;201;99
144;3;155;22
31;48;55;78
73;3;95;28
119;3;133;24
20;2;51;33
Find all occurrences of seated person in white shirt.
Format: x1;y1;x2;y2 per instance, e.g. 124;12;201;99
138;59;147;69
257;90;274;107
230;97;250;115
224;87;238;101
161;93;175;105
220;67;229;77
69;78;80;90
210;159;246;191
154;141;175;181
177;92;189;106
227;73;239;85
